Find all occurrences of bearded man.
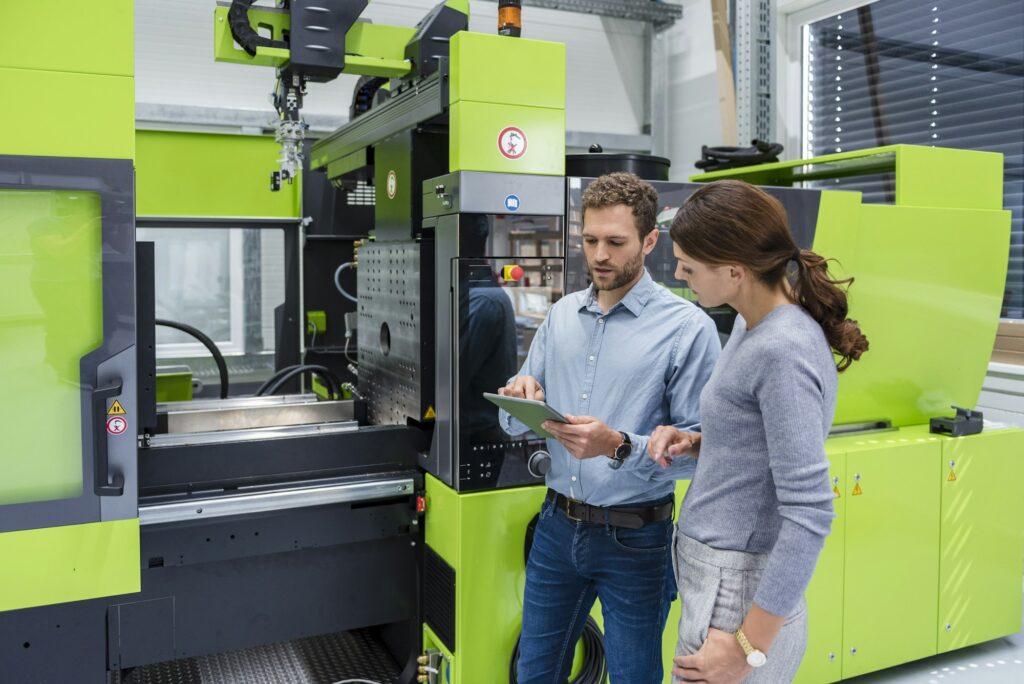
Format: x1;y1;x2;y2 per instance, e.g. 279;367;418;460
498;172;721;684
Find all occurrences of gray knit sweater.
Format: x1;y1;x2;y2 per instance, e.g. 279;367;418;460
677;304;836;616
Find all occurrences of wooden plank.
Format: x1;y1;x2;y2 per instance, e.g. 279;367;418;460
992;350;1024;366
711;0;737;146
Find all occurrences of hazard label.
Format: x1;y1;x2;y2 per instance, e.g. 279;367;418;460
498;126;527;160
106;415;128;436
423;405;437;421
107;400;127;416
947;469;957;482
852;482;863;496
832;485;841;499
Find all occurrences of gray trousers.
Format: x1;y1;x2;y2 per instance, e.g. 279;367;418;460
672;531;808;683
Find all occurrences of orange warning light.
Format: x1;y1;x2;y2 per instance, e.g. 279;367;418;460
503;265;525;282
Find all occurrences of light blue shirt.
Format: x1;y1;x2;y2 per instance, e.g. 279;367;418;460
500;270;721;506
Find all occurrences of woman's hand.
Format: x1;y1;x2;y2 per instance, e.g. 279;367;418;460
648;427;701;468
673;627;751;683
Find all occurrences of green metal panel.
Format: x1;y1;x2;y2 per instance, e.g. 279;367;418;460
424;475;546;682
0;67;134;160
841;438;940;679
425;476;690;683
0;190;102;506
0;0;133;77
824;204;1008;427
895;146;1004;210
794;451;845;684
135;131;300;218
450;33;566;110
690;145;1003;210
938;428;1024;652
0;519;140;612
156;371;193;403
450;101;565;176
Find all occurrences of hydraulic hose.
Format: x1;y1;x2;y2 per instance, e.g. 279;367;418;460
256;364;341;399
334;262;358;303
694;139;784;172
155;319;229;399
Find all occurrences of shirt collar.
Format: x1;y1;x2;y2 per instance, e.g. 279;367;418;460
580;269;656;317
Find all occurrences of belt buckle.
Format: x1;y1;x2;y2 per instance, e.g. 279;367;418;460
564;497;583;523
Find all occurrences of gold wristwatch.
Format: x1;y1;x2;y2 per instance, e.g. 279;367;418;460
735;628;767;668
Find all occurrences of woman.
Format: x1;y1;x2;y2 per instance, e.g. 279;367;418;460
649;179;869;683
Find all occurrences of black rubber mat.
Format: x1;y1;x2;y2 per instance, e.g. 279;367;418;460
112;629;402;684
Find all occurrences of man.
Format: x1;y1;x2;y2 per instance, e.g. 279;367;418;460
498;172;721;684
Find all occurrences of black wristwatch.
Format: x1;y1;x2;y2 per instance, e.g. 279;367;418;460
608;431;631;470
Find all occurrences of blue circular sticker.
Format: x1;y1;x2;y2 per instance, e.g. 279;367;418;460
504;194;521;212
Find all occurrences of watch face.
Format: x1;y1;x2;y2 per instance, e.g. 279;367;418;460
747;650;767;668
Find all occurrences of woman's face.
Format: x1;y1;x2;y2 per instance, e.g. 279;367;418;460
672;243;736;308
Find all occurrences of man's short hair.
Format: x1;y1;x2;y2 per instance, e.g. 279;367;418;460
581;172;659;239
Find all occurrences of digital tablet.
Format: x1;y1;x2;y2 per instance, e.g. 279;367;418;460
483;392;568;438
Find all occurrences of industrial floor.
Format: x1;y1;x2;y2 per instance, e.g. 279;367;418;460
110;629;401;684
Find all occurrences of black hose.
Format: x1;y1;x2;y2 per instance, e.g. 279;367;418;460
510;513;608;683
155;319;229;399
694;139;784;172
256;364;341;399
227;0;289;57
509;617;607;684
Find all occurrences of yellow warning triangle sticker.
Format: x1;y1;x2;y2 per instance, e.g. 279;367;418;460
107;400;127;416
832;485;841;499
852;482;863;496
423;405;436;421
948;469;957;482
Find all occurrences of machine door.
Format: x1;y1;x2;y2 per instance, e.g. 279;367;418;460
0;155;139;612
452;212;564;491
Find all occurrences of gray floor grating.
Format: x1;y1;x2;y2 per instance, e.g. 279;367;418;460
111;629;402;684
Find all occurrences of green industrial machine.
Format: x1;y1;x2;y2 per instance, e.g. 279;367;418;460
0;0;140;615
1;1;1020;682
689;146;1024;683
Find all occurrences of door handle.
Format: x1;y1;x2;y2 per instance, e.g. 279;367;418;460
93;379;125;497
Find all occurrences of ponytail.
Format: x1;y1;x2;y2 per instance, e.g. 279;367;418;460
792;250;869;372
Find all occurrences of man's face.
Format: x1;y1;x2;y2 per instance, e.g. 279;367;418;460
582;204;657;292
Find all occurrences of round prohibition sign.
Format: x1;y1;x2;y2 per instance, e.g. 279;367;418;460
498;126;527;159
106;415;128;436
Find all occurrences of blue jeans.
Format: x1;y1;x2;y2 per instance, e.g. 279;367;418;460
517;493;676;684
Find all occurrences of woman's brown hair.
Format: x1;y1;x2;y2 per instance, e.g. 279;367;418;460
669;179;868;371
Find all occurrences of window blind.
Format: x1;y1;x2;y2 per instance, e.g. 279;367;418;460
804;0;1024;318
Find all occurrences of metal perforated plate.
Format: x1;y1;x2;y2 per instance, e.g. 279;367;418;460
112;629;401;684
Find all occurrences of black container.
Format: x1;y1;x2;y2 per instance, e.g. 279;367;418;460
566;148;671;181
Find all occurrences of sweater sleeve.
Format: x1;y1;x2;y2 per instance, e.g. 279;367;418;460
750;348;836;616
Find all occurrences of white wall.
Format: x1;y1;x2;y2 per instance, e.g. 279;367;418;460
653;0;727;180
134;0;647;136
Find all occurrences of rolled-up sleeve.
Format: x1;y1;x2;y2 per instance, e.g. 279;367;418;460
499;314;550;436
623;311;720;481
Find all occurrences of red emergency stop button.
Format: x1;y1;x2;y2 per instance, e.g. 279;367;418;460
503;265;525;282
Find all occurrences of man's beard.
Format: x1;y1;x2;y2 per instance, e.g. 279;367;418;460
588;247;644;291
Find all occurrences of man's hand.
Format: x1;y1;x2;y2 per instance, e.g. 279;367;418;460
673;628;752;683
498;375;545;401
648;427;701;468
542;415;621;460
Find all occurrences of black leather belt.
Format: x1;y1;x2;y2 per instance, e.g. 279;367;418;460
548;490;673;530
